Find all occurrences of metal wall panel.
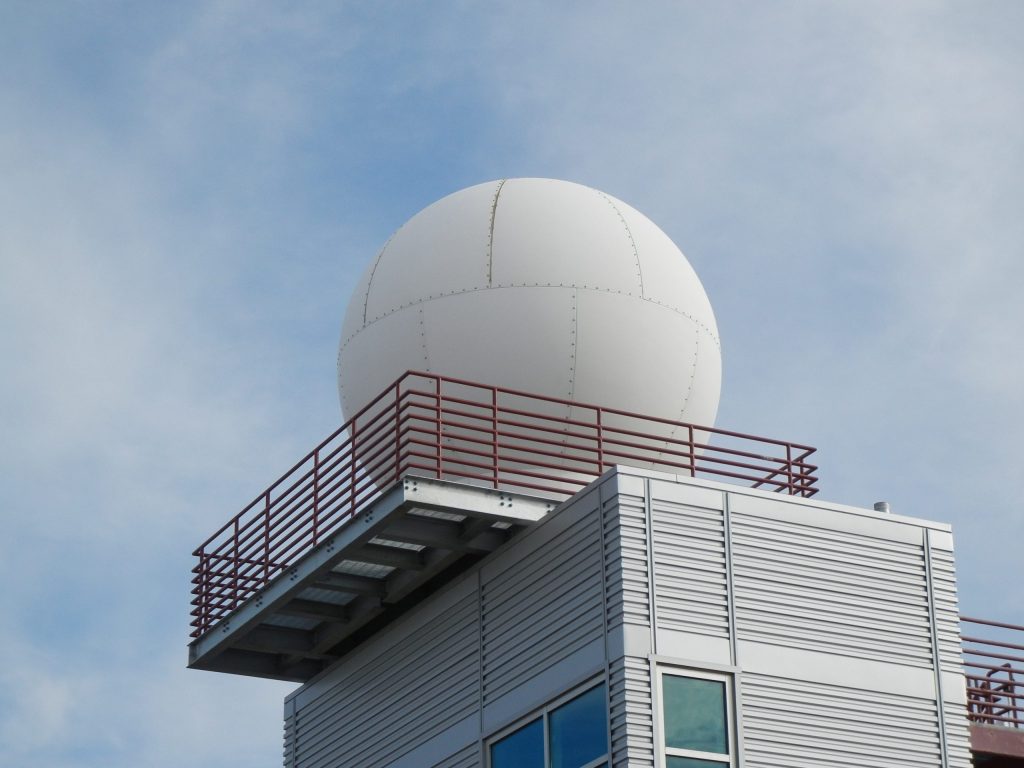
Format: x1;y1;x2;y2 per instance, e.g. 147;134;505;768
942;700;973;768
650;493;728;638
481;501;603;704
290;591;478;768
730;513;934;666
608;655;655;767
282;468;971;768
605;474;651;634
429;744;478;768
742;673;942;767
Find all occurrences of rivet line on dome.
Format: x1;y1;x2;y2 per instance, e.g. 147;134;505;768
486;179;506;287
362;230;398;326
567;288;578;399
338;285;719;353
596;190;645;299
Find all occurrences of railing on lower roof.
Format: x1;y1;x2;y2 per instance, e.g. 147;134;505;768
189;370;819;638
963;616;1024;729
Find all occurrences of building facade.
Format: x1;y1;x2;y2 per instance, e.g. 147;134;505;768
271;467;968;767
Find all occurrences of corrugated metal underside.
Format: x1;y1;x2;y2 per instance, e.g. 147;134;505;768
189;477;558;683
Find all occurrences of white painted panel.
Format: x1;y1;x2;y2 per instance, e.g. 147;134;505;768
737;640;937;699
573;290;704;422
649;477;723;510
616;201;717;336
421;285;576;396
490;178;642;292
337;307;427;419
363;182;497;320
655;628;732;664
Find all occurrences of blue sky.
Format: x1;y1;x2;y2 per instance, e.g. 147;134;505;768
1;2;1022;765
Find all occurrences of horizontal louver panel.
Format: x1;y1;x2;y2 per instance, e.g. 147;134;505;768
292;593;478;767
651;502;727;636
743;674;941;768
430;744;478;768
732;515;932;666
482;512;603;703
609;655;654;767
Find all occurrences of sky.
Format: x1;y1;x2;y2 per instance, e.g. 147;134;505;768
1;1;1022;765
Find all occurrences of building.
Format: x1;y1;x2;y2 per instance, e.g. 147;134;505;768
187;371;1023;767
188;180;1022;766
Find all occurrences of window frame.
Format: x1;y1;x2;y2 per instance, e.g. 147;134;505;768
655;666;736;768
485;678;610;768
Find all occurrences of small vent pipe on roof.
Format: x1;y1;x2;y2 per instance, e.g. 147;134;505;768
873;501;891;514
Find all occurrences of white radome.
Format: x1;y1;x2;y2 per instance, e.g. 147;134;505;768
337;178;721;432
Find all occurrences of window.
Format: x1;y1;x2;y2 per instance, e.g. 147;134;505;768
658;669;734;767
489;682;609;768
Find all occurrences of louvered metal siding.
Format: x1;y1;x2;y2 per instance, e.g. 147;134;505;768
608;655;655;767
605;479;651;633
289;590;478;767
283;480;611;767
614;469;969;768
731;513;933;665
650;482;728;638
481;491;604;704
430;745;478;768
742;674;943;767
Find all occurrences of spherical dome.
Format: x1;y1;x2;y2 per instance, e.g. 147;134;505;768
337;178;721;433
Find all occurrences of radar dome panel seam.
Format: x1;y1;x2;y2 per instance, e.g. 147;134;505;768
595;189;645;299
338;285;720;353
486;179;506;288
361;231;398;326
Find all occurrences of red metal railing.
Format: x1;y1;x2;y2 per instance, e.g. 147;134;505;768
964;616;1024;729
190;371;818;638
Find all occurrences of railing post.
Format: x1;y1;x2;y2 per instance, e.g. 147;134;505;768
198;550;209;634
394;380;402;482
492;386;499;488
347;418;358;517
263;491;271;586
435;376;443;480
786;444;794;495
232;518;240;610
688;425;695;477
312;449;320;547
596;407;604;476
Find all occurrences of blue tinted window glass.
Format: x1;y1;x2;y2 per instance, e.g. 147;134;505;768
662;676;728;754
666;758;726;768
549;684;607;768
491;717;543;768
